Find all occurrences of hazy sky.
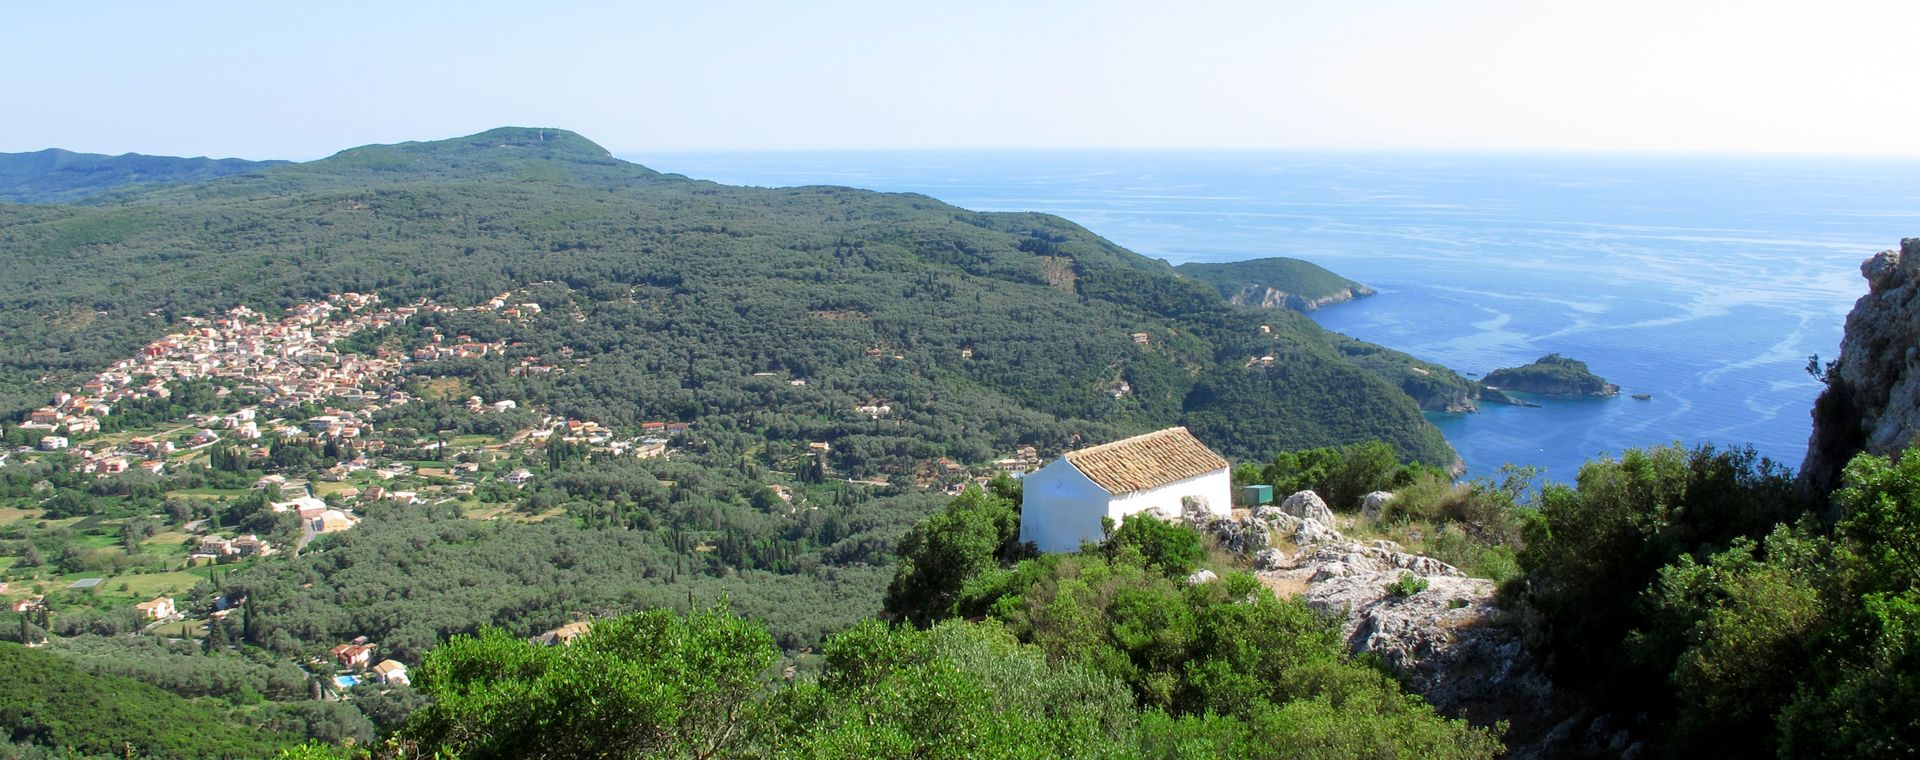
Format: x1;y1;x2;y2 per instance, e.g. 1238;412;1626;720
5;1;1917;158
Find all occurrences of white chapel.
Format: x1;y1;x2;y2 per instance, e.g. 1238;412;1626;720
1019;426;1232;552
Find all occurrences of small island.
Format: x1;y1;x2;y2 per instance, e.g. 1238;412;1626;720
1482;353;1619;398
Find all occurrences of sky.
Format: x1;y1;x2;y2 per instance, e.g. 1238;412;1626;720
4;1;1918;159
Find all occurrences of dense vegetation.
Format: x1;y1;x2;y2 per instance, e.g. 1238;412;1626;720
1175;257;1372;310
0;642;300;759
1509;444;1919;756
378;495;1504;759
1481;353;1617;397
0;148;281;204
0;127;1452;466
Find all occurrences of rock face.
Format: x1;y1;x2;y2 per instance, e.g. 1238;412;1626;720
1804;239;1920;493
1209;507;1560;756
1227;283;1376;312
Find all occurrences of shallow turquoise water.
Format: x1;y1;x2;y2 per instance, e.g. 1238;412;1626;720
624;150;1920;481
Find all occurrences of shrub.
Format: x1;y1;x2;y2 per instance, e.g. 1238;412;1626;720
1385;572;1429;598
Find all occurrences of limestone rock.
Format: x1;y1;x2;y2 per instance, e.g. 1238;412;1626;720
1805;238;1920;492
1360;490;1395;520
1184;569;1218;586
1250;528;1551;754
1302;569;1554;738
1280;490;1334;524
1293;517;1342;545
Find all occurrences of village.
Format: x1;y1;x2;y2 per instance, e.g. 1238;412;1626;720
0;291;700;688
0;288;1072;708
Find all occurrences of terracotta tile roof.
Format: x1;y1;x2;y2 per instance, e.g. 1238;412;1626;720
1063;427;1228;494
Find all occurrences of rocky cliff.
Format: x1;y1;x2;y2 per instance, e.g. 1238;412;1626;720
1803;238;1920;493
1225;282;1376;311
1175;257;1375;313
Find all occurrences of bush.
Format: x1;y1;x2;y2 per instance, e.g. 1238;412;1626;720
1422;523;1521;584
1385;572;1429;598
1103;514;1204;577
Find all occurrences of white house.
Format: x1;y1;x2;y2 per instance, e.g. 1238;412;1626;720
1018;427;1233;552
135;596;176;620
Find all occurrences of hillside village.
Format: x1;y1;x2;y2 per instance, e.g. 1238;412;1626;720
0;293;702;672
0;289;1052;698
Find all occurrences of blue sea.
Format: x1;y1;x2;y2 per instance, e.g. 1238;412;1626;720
624;150;1920;482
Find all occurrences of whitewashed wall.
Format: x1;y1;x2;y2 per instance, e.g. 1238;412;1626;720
1105;468;1232;524
1021;461;1232;553
1019;458;1112;552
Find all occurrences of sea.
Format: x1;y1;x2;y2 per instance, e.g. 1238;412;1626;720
622;150;1920;482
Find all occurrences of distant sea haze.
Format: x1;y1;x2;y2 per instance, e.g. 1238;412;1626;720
626;150;1920;482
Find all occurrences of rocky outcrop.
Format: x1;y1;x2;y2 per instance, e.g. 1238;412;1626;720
1278;490;1334;524
1359;491;1395;520
1804;239;1920;493
1206;509;1562;756
1227;283;1376;312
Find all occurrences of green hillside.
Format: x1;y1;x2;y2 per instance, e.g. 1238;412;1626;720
0;642;298;758
0;148;284;204
0;126;1451;466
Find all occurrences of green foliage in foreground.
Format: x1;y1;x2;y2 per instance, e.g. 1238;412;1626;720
884;478;1030;627
398;600;1501;760
0;642;298;759
885;489;1505;758
402;606;778;758
394;483;1502;759
1510;443;1920;756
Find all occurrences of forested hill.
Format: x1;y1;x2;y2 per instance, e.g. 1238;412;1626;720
0;147;285;204
0;126;1450;465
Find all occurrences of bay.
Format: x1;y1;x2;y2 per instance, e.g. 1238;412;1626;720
622;150;1920;481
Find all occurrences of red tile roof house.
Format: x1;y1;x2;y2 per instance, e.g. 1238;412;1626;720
331;643;374;669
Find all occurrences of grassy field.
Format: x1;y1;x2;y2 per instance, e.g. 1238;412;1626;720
422;377;470;401
0;506;41;525
107;571;208;599
312;480;359;497
144;531;194;556
150;618;207;638
459;500;565;523
166;487;248;498
69;531;123;551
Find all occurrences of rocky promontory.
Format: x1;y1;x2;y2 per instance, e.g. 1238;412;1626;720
1482;353;1618;397
1177;257;1376;312
1804;238;1920;492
